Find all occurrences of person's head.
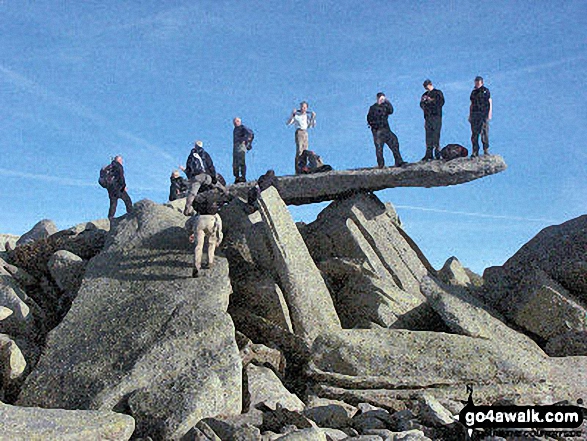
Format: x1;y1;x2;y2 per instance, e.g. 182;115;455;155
233;117;242;127
474;76;484;88
114;155;123;164
171;170;180;179
194;140;204;149
423;79;433;91
299;101;308;113
376;92;386;104
265;169;275;177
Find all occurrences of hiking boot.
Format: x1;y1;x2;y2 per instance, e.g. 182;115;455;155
483;148;490;155
396;161;408;167
192;268;199;278
434;148;441;160
421;157;433;162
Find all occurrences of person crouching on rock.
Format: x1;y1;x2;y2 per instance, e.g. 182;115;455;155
247;169;280;212
185;198;223;278
169;170;188;201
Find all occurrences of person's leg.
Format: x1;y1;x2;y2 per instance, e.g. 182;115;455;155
481;119;490;154
373;130;385;168
432;117;442;159
232;147;239;181
207;231;217;268
236;147;246;181
470;119;481;157
423;120;434;160
193;227;206;277
120;191;133;214
295;130;308;173
384;130;405;166
108;193;118;219
184;175;207;215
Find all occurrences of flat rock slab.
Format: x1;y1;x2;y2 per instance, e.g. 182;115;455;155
230;155;506;205
0;402;135;441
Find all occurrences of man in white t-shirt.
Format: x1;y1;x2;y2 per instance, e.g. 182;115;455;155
287;101;316;174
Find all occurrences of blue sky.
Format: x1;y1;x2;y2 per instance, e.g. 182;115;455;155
1;1;585;274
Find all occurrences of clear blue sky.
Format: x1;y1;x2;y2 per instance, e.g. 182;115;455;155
1;1;585;274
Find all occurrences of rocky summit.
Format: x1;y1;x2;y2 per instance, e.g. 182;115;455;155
2;155;587;440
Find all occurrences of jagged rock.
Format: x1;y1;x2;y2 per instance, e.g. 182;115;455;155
391;429;432;441
0;306;12;321
231;424;262;441
419;276;545;356
0;333;26;383
319;428;348;440
247;364;304;412
200;413;264;440
274;427;327;440
303;397;356;429
17;200;242;440
222;199;294;332
544;330;587;357
0;402;135;440
415;394;453;427
241;342;286;375
262;407;315;433
257;187;341;343
195;420;223;440
437;256;471;287
0;234;19;252
48;249;86;294
15;219;58;247
66;218;111;234
512;270;587;342
303;193;437;329
308;328;547;390
0;272;38;338
363;429;394;440
225;155;507;206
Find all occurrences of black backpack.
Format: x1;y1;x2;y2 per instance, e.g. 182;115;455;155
98;163;116;189
440;144;469;160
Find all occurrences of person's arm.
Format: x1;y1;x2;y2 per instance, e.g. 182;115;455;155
420;93;427;110
385;100;394;115
438;90;445;108
286;109;296;125
308;111;316;128
488;98;493;121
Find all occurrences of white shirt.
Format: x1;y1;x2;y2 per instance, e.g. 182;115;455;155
287;111;316;130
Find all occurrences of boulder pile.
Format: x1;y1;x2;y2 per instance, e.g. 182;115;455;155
1;157;586;440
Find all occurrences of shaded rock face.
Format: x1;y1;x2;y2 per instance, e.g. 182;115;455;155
0;401;135;441
256;187;341;343
17;200;242;440
303;193;437;329
15;219;58;247
481;215;587;355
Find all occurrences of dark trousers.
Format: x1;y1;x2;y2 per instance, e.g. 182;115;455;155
470;117;489;155
108;190;133;219
424;116;442;159
373;128;403;167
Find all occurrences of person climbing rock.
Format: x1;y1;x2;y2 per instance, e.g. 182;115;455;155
102;155;133;219
183;140;219;216
185;199;223;278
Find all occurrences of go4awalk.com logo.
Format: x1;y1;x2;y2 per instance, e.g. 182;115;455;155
455;386;585;439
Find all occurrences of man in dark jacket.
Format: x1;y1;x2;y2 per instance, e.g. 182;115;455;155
469;76;492;157
169;170;188;201
420;79;445;161
232;117;254;183
367;92;407;168
107;155;133;219
184;140;219;216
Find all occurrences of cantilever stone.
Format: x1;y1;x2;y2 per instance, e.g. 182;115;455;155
229;155;506;206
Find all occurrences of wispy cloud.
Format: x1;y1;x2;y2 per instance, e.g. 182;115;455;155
443;54;587;92
0;64;175;162
0;168;160;192
395;204;559;224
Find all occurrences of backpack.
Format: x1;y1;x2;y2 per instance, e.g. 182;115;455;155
440;144;469;161
98;163;116;189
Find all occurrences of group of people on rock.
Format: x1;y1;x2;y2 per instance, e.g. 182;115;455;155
101;76;493;277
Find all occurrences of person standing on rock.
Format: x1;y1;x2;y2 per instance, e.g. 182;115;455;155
469;76;492;157
106;155;133;219
367;92;407;168
287;101;316;174
183;140;219;216
232;117;254;184
420;79;445;161
185;200;223;278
